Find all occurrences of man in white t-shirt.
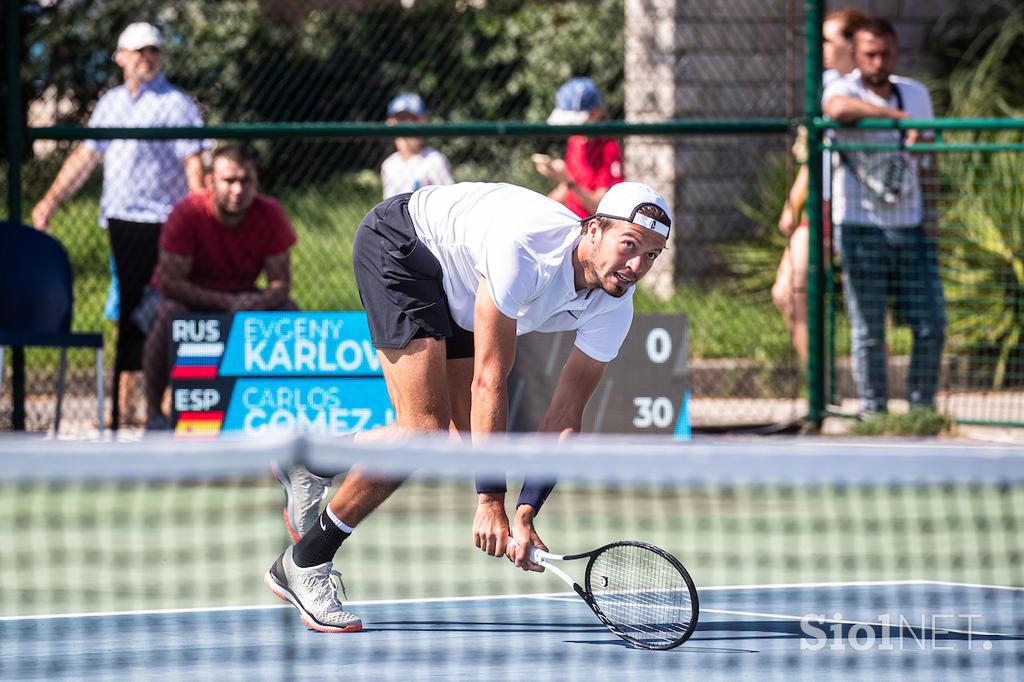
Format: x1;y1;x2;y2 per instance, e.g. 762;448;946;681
380;92;454;198
823;17;945;416
265;181;671;632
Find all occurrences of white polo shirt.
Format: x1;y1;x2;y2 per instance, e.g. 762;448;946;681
823;74;933;227
406;182;635;362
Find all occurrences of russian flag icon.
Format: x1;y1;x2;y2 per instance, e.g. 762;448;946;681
171;342;224;380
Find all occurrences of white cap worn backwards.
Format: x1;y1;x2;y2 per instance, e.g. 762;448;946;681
585;182;672;238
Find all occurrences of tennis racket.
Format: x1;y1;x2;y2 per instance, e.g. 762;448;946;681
512;539;699;649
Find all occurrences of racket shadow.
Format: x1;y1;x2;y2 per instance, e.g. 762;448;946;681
564;638;758;654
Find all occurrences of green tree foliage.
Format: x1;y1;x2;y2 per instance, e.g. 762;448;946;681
929;3;1024;388
924;0;1024;116
19;0;624;188
717;152;791;298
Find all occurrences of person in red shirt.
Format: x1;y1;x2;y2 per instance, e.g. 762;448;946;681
532;77;624;217
138;144;299;430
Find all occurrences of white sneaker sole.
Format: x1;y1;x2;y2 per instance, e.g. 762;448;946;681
264;569;363;634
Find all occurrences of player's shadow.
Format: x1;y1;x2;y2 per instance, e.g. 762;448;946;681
364;617;1023;651
369;619;757;653
691;619;1023;643
367;619;607;634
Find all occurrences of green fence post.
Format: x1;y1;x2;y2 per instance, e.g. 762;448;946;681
5;0;21;222
5;0;26;431
804;0;825;428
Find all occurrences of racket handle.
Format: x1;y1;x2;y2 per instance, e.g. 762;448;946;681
507;539;559;563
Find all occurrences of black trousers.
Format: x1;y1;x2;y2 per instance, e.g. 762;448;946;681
107;219;162;371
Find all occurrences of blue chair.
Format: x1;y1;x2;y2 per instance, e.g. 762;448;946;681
0;221;104;433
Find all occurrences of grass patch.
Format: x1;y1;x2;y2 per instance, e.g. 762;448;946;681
634;285;793;361
847;408;953;437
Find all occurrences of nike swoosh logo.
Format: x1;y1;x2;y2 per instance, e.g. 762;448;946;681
320;516;327;531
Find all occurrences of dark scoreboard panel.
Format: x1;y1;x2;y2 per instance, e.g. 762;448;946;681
509;314;689;435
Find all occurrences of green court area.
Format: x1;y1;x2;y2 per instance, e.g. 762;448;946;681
3;474;1020;617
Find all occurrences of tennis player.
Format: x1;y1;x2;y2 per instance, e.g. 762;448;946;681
266;181;672;632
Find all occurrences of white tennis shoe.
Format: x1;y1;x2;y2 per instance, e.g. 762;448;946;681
270;461;331;542
265;546;362;633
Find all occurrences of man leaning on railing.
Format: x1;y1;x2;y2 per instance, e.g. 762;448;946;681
823;16;945;418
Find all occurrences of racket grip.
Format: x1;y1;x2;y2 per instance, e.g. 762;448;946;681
507;539;555;563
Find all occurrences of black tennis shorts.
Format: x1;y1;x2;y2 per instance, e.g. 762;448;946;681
353;193;473;359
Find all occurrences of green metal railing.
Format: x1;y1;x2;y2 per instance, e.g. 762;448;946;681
803;0;825;427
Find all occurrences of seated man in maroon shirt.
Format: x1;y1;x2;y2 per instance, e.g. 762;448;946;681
138;143;299;430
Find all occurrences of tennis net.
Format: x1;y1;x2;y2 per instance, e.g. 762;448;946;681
1;434;1022;680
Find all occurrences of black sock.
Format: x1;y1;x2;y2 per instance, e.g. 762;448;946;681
292;511;351;567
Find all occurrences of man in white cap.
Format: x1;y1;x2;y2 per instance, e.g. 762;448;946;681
31;22;208;429
380;92;454;199
533;77;624;218
265;180;671;632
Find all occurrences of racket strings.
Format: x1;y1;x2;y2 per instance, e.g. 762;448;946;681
588;545;695;647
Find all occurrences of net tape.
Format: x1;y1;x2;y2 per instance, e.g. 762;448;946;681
2;432;1024;484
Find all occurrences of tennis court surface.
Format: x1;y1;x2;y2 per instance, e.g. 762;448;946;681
2;435;1022;680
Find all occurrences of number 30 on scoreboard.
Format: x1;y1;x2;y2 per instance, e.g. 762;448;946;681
632;396;676;429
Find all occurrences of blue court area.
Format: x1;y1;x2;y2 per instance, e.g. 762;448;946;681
3;581;1021;681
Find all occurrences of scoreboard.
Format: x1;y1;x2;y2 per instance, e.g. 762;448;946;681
169;312;392;438
509;314;690;436
169;311;688;439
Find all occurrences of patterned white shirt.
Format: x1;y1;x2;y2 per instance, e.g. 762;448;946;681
85;74;208;226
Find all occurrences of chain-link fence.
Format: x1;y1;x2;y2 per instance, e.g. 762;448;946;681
7;126;807;433
5;0;1019;434
4;0;813;434
824;124;1024;427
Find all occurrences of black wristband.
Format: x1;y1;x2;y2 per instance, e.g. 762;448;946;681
517;477;557;513
475;474;507;495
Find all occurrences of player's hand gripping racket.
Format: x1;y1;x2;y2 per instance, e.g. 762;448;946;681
511;539;699;649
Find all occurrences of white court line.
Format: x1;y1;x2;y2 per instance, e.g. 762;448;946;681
699;579;1024;592
0;591;573;622
2;579;1019;623
701;607;1012;639
915;579;1024;593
